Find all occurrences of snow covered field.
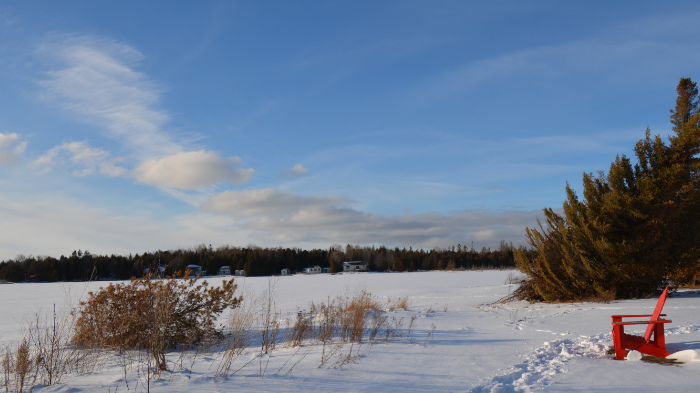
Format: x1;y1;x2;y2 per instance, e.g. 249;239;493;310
1;270;699;392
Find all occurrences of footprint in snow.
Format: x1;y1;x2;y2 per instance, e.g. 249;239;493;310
467;333;609;393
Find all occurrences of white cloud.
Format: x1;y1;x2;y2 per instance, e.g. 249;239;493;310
0;191;242;260
0;132;26;165
202;189;346;219
201;189;539;248
134;150;254;190
0;132;19;149
32;141;127;177
279;163;309;179
0;185;539;260
39;35;179;157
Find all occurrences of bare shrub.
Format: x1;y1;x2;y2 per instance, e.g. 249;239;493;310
72;271;241;371
505;272;526;285
26;305;85;385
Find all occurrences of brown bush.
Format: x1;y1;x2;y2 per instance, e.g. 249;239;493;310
72;271;241;371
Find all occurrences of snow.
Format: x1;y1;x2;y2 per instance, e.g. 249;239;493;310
1;270;699;392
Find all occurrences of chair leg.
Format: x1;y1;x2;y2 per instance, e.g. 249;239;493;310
612;325;626;360
654;323;665;351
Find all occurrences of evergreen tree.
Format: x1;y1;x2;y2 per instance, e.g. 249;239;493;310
516;77;700;301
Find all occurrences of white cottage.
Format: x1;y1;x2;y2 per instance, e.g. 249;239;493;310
303;265;322;274
186;264;206;276
342;261;369;272
218;266;231;275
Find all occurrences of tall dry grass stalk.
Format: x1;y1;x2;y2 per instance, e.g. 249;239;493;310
388;296;410;311
1;339;37;393
216;280;284;380
215;295;258;379
1;304;103;393
285;289;409;349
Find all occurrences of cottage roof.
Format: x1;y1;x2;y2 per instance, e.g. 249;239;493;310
342;261;367;266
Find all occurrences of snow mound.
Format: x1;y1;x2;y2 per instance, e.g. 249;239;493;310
626;350;642;361
667;350;700;363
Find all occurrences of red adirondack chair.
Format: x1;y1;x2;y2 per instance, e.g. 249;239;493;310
611;286;672;360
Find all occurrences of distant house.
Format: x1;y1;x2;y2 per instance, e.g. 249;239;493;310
186;264;206;277
234;270;246;276
303;265;322;274
343;261;369;272
280;268;291;276
218;266;231;275
323;267;331;274
143;266;166;277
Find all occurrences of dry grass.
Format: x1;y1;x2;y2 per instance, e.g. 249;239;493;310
215;294;258;379
2;339;36;393
1;284;414;389
1;305;104;393
283;289;411;356
388;296;410;311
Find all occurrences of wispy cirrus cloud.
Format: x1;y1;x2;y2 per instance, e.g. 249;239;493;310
36;35;253;190
201;189;538;247
0;132;26;165
39;35;178;157
411;12;700;105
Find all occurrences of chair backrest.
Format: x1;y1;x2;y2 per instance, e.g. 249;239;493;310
644;286;669;342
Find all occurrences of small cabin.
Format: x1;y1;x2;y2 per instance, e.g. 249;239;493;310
186;264;206;277
280;268;291;276
143;266;166;277
218;266;231;275
342;261;369;272
234;270;246;276
303;265;322;274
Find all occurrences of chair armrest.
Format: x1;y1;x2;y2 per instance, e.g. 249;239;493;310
611;314;666;319
612;319;672;326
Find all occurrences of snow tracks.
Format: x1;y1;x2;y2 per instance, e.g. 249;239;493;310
467;333;609;393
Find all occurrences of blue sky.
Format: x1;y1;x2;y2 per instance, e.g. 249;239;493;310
1;1;699;260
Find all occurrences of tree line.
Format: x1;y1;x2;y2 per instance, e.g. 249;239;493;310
0;242;526;283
